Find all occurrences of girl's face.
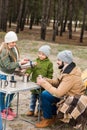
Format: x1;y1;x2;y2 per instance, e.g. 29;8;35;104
7;42;16;49
38;51;47;60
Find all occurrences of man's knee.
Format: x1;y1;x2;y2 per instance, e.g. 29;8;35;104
41;90;48;97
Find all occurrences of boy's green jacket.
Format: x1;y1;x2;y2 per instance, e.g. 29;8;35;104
26;57;53;93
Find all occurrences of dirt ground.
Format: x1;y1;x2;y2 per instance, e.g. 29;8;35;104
1;26;87;130
3;51;87;130
2;81;77;130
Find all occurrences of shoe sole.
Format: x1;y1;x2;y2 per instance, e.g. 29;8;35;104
1;115;14;121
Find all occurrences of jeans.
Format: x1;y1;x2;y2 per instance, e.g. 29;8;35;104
41;90;60;119
29;93;41;112
0;92;14;111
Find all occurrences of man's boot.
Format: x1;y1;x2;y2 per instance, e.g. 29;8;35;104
35;118;54;128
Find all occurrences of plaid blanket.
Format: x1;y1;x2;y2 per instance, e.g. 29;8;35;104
57;95;87;123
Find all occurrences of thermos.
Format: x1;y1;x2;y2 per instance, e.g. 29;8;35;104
22;75;29;83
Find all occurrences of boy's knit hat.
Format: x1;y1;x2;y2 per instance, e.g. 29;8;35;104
38;45;51;57
57;50;73;64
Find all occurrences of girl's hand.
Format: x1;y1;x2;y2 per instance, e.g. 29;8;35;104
24;58;30;61
20;60;29;65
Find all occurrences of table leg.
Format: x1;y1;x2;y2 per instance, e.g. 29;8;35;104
3;94;10;130
16;92;19;117
38;88;41;122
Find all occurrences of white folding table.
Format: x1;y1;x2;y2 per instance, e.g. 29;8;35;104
0;78;40;130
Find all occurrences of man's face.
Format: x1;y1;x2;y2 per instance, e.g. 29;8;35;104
57;59;64;69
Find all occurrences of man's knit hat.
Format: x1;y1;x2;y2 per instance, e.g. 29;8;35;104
38;45;51;57
57;50;73;64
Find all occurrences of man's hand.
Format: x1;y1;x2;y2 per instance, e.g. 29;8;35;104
37;76;46;86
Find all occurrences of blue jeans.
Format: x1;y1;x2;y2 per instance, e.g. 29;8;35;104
41;90;60;119
0;92;14;111
29;93;41;111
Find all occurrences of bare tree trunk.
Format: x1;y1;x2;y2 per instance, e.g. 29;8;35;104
29;13;35;29
8;0;15;28
80;0;87;43
29;0;36;29
0;0;9;32
63;0;69;32
60;0;65;36
26;13;30;25
52;0;58;41
41;0;51;40
16;0;24;33
8;16;11;28
0;0;2;30
74;18;77;32
68;0;73;39
20;0;29;31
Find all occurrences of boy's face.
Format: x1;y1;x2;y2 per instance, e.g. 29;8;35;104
38;51;47;60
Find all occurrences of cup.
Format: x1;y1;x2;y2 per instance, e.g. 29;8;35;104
38;75;43;78
10;80;16;88
0;80;8;88
7;75;15;81
22;75;29;83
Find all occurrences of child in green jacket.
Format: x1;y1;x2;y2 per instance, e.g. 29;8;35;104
26;45;53;116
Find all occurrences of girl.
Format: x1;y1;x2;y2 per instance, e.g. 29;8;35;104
0;31;28;121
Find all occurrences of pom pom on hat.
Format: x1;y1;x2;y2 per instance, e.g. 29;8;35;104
38;45;51;57
57;50;73;64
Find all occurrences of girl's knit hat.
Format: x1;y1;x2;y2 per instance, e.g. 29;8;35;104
4;31;18;43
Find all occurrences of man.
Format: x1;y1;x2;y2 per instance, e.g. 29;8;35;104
35;50;85;128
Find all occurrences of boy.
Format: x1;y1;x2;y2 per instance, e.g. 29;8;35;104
26;45;53;116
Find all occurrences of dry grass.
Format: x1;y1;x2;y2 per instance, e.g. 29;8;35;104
0;26;87;130
0;26;87;71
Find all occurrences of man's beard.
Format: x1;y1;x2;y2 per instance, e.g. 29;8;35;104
58;62;64;69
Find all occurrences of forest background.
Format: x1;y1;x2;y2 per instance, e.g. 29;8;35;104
0;0;87;130
0;0;87;44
